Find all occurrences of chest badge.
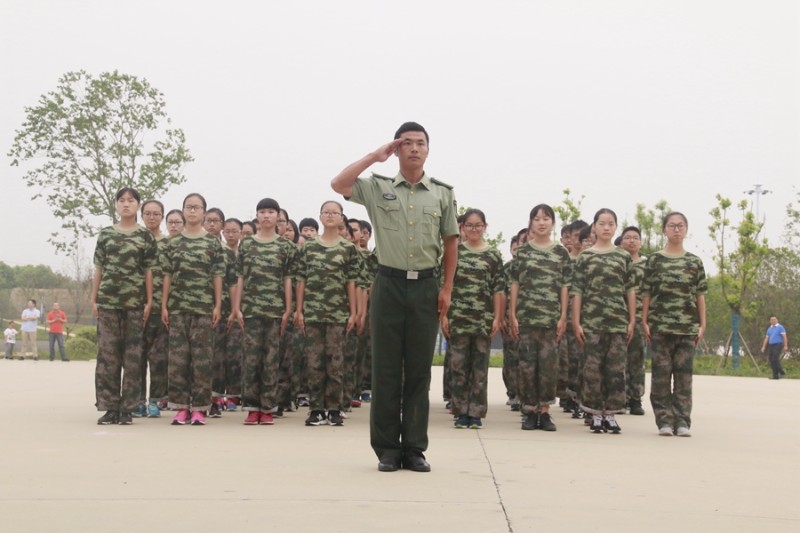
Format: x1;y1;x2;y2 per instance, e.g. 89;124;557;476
383;193;397;200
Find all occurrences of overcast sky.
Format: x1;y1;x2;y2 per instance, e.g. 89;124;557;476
1;0;797;275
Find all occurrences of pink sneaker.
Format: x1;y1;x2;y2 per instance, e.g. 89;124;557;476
171;409;190;425
259;412;275;425
244;411;260;425
190;410;206;425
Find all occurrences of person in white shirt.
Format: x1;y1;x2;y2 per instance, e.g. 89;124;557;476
20;299;41;360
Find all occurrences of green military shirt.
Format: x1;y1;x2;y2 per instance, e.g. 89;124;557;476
641;250;707;335
347;172;459;270
510;242;572;329
237;234;297;319
93;225;158;310
570;247;635;334
161;231;226;314
447;243;505;336
296;237;361;323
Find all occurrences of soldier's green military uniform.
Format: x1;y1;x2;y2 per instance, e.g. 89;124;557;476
237;234;297;413
641;251;707;432
211;245;240;404
447;243;505;420
510;241;572;414
140;235;170;407
347;172;459;460
162;231;225;411
571;247;635;415
94;225;157;414
296;236;361;412
626;258;647;410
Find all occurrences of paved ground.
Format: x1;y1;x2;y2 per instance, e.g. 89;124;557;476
1;359;798;533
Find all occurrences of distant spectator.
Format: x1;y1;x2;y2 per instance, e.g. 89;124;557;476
46;302;69;362
761;315;788;380
20;299;40;360
4;321;17;359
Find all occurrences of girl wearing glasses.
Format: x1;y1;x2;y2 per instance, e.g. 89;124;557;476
442;209;505;430
161;193;225;426
165;209;185;237
509;204;571;432
641;212;707;437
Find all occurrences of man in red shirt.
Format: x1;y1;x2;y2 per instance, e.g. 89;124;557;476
46;302;68;362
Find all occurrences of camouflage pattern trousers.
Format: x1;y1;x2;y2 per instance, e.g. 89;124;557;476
342;330;359;409
442;343;452;401
242;317;281;412
580;331;627;415
649;333;694;430
626;324;646;403
557;335;569;399
303;322;345;410
517;327;558;414
140;315;169;403
95;308;144;413
211;322;242;398
566;330;583;401
168;314;213;411
448;333;490;418
502;334;519;400
276;322;296;408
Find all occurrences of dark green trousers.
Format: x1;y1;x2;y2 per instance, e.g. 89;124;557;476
369;273;439;460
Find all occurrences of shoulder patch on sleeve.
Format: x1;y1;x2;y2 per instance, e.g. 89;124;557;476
371;172;393;180
430;177;454;189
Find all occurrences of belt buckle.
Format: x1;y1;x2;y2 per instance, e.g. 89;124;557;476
406;270;419;280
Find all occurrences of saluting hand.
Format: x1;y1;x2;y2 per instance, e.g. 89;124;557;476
371;139;403;163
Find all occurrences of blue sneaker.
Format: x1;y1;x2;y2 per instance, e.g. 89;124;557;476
469;417;482;429
131;404;147;418
360;390;372;403
454;415;470;429
147;401;160;418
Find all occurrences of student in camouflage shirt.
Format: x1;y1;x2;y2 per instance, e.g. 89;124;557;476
92;187;157;426
222;218;244;413
161;193;226;426
571;209;636;435
501;232;525;412
443;209;505;429
138;199;169;418
233;198;297;426
355;220;377;402
619;226;647;416
294;201;360;427
641;212;707;437
509;205;571;432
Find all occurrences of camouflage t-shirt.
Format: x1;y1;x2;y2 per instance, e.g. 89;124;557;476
629;257;646;319
93;225;158;310
221;245;238;316
357;248;377;290
237;235;297;318
510;242;572;329
295;237;360;323
151;235;169;311
448;243;506;336
161;231;226;314
641;250;707;335
570;247;635;333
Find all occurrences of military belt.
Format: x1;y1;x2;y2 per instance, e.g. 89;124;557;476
377;265;435;281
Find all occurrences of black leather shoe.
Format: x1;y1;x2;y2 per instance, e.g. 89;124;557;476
402;452;431;472
378;455;401;472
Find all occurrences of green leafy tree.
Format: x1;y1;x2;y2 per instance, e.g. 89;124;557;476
632;200;670;256
552;188;584;227
8;70;192;255
785;189;800;251
12;264;70;290
0;262;15;289
708;194;770;367
457;206;505;251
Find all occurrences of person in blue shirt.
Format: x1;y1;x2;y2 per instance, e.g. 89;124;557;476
760;315;788;379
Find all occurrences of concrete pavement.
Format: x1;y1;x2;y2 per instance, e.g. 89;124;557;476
0;359;798;532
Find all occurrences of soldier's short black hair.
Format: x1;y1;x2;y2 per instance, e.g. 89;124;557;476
299;218;319;231
394;122;429;144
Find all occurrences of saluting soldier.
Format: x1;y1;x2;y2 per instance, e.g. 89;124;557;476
331;122;459;473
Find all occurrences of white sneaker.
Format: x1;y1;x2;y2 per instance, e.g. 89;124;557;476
658;426;673;436
676;426;691;437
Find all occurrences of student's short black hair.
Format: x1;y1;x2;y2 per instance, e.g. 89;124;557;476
579;225;593;241
256;198;280;212
359;220;372;234
561;225;571;236
621;226;641;238
457;213;467;225
225;218;243;229
572;219;589;232
394;121;429;144
286;220;300;243
299;218;319;231
242;221;256;234
166;209;185;223
183;193;207;211
141;199;164;216
614;235;623;246
206;207;225;221
115;187;141;203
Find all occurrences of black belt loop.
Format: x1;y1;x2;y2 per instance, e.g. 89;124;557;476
378;265;435;280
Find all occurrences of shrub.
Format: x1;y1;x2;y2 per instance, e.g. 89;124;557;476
75;327;97;344
66;337;96;361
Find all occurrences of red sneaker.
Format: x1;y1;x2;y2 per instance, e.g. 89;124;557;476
190;410;206;425
244;411;260;425
171;409;190;425
259;412;275;425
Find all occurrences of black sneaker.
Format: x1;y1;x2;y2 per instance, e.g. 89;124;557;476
590;415;604;433
521;413;538;431
572;405;584;419
603;415;621;434
208;401;223;418
97;411;119;425
118;412;133;425
328;410;344;426
305;410;328;426
538;412;557;431
628;399;645;416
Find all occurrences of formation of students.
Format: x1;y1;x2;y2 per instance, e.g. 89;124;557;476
91;186;707;438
